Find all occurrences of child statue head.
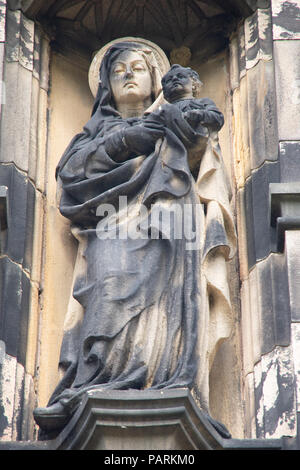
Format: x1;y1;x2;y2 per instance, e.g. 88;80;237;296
161;64;203;103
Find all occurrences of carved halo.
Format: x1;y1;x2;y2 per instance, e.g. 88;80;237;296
88;37;170;98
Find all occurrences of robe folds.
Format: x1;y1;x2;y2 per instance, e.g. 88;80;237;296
48;42;236;415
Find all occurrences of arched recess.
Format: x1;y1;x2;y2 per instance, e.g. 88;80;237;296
4;0;261;440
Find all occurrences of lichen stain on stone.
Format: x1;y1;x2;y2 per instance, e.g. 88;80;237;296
258;10;272;42
245;14;259;63
254;367;266;437
262;361;279;412
0;401;8;437
6;11;21;61
263;348;296;437
245;10;272;67
248;14;259;47
273;1;300;38
20;18;34;69
0;8;5;23
254;346;297;438
265;409;296;438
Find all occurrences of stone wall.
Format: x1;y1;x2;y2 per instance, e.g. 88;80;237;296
231;1;300;439
0;1;49;440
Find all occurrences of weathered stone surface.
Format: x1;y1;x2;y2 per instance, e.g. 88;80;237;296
244;178;256;268
279;141;300;182
244;372;256;439
36;203;77;407
239;76;251;179
274;40;300;141
0;439;49;450
236;188;249;280
35;87;48;193
18;270;31;365
258;254;291;353
0;341;37;441
30;189;44;284
53;389;227;450
272;0;300;40
0;1;6;43
246;60;278;170
24;282;39;377
35;52;93;407
244;162;280;268
20;372;37;440
32;25;40;79
0;340;15;440
7;0;23;10
241;279;255;373
254;346;297;439
0;42;5;115
291;323;300;412
256;0;271;8
248;267;262;361
48;388;282;450
232;77;251;189
244;8;272;70
232;88;244;187
23;179;35;273
244;372;256;438
0;164;33;267
238;23;246;78
195;51;233;182
270;182;300;223
39;35;49;92
229;35;240;90
11;361;25;440
283;413;300;450
209;336;245;439
241;254;291;376
270;182;300;252
286;230;300;322
6;9;34;70
0;342;22;440
28;75;39;182
0;61;32;172
0;257;30;364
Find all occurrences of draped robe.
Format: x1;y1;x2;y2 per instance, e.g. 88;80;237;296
47;43;236;416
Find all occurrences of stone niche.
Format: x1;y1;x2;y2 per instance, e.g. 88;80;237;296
39;45;244;438
37;49;94;411
2;0;263;447
37;14;244;444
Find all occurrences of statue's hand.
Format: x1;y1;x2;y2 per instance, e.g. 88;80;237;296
184;109;204;128
123;125;164;155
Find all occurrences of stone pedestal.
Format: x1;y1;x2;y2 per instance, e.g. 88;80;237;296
48;389;282;450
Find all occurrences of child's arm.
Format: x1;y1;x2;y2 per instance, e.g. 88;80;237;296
184;98;224;131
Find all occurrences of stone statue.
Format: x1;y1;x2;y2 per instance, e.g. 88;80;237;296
33;39;236;439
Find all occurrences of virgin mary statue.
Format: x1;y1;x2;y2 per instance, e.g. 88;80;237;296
33;38;236;438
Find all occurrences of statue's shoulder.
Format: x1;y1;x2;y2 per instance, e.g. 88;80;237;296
196;97;217;108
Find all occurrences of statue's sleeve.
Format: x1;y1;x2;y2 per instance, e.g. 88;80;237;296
196;98;224;131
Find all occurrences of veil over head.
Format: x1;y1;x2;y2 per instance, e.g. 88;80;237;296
56;39;169;178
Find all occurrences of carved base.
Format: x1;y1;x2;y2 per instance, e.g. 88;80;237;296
51;388;222;450
47;388;283;451
0;388;287;450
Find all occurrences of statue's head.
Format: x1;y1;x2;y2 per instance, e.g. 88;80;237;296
89;39;170;116
107;47;154;111
161;64;203;103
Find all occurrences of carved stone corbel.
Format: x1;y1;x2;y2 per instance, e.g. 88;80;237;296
270;183;300;252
